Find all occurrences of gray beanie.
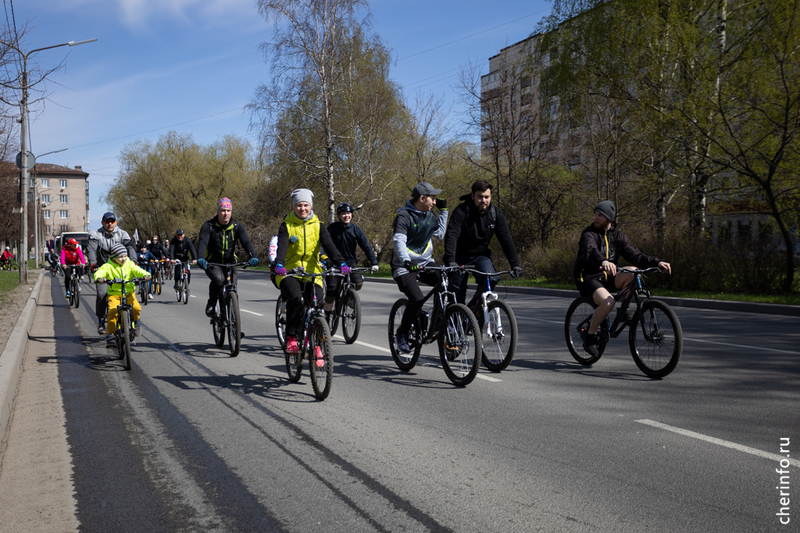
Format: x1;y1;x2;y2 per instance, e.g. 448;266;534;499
109;243;128;259
291;188;314;208
594;200;615;222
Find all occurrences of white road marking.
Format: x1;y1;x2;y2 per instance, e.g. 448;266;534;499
636;419;800;467
253;282;270;286
683;337;799;355
241;309;264;317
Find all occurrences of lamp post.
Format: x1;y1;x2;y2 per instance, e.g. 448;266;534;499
32;148;67;269
8;38;97;284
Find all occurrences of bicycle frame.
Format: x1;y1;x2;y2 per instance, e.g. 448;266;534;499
413;266;460;345
599;267;656;341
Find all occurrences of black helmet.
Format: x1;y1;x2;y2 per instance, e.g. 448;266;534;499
336;202;353;214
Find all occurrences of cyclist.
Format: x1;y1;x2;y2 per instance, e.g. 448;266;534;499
273;189;348;354
94;243;151;348
196;198;259;318
136;243;158;300
390;182;449;354
87;212;137;335
573;200;672;357
443;179;523;311
323;202;379;317
1;247;15;268
60;238;87;298
168;229;197;288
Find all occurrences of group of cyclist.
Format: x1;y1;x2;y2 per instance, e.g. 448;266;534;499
79;178;669;362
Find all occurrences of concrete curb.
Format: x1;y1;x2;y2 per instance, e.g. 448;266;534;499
0;272;45;448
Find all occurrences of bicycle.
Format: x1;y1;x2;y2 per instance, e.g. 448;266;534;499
64;265;83;308
174;260;190;305
387;265;483;387
275;268;336;400
207;262;249;357
461;267;518;372
564;266;683;378
138;261;155;306
150;259;163;296
1;259;19;271
96;277;145;371
327;266;370;344
48;253;62;277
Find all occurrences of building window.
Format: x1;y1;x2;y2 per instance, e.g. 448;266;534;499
59;179;68;188
29;178;35;187
60;210;68;219
59;194;68;203
41;178;49;188
45;225;51;234
60;225;69;232
41;194;50;203
43;210;51;218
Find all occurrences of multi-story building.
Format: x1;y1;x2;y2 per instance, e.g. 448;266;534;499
32;163;90;239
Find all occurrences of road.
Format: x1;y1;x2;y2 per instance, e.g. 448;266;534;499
34;271;800;531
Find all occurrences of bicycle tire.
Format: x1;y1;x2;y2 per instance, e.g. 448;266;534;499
176;283;182;302
275;295;287;349
68;276;75;307
438;303;482;386
284;337;303;383
182;282;189;304
212;300;225;347
308;316;333;400
564;297;606;365
629;299;682;378
341;288;361;344
140;281;148;306
155;279;161;295
50;264;57;277
388;298;421;371
72;276;80;309
227;291;241;357
480;299;518;372
328;298;340;336
121;311;132;370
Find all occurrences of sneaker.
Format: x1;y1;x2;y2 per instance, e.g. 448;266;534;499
148;293;154;300
105;334;117;348
286;336;299;354
395;332;412;354
65;291;71;297
205;302;216;317
314;345;325;368
173;283;179;290
98;319;106;335
580;328;599;357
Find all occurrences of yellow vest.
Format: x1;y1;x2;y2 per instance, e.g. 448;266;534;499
276;212;324;288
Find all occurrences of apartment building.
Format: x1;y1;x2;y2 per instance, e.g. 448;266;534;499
32;163;90;238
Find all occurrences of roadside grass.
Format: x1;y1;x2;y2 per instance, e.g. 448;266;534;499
0;270;19;302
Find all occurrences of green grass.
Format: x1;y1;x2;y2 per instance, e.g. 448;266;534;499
0;270;19;302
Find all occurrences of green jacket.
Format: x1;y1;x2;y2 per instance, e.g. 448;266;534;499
94;259;150;297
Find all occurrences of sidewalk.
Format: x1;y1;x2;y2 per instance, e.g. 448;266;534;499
0;274;79;532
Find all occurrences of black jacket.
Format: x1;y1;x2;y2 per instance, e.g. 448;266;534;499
573;223;662;282
196;218;256;264
169;236;197;261
327;222;378;266
148;242;168;259
443;200;519;267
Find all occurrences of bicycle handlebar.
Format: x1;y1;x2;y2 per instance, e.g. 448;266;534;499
205;262;251;268
617;266;665;275
458;267;515;277
95;277;147;285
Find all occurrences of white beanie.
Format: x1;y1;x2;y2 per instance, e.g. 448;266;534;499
291;188;314;208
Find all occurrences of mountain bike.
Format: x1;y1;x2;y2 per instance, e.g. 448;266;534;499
47;253;62;277
138;261;155;306
461;267;518;372
387;265;483;387
65;265;83;308
564;267;683;378
150;259;163;296
0;259;19;271
174;260;190;305
208;262;248;357
97;277;145;371
275;268;337;400
327;266;370;344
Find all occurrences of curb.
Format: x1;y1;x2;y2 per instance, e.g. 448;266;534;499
0;272;45;448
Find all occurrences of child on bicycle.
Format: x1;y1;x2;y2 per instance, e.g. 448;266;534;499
94;243;151;348
61;238;87;297
273;189;349;354
136;243;158;300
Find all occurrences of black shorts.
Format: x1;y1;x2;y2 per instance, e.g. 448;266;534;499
576;273;617;299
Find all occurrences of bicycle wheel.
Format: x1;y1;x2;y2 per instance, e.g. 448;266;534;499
72;277;80;309
564;297;606;365
140;282;148;306
182;281;189;304
212;300;225;347
480;300;518;372
227;291;241;357
629;299;682;378
308;316;333;400
121;311;132;370
275;295;287;349
50;263;57;277
328;299;340;336
388;299;421;371
284;332;303;383
438;303;482;386
341;288;361;344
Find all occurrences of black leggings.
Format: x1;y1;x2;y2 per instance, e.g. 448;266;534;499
394;269;440;335
280;276;324;338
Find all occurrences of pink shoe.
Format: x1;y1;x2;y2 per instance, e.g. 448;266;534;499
314;345;325;368
286;336;299;354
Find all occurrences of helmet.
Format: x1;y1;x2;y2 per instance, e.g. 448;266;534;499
336;203;353;214
67;238;78;246
176;229;184;235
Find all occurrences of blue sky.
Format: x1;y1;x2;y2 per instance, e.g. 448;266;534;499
8;0;551;229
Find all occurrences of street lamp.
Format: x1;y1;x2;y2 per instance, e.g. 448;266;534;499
6;38;97;284
32;148;67;269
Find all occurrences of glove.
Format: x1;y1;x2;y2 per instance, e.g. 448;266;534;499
370;264;379;273
340;263;351;275
435;198;447;209
403;260;420;272
144;275;152;281
275;263;287;276
95;277;105;283
249;257;259;267
197;258;208;270
447;262;459;268
512;265;524;279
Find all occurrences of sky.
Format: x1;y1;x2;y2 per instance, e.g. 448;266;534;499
6;0;552;229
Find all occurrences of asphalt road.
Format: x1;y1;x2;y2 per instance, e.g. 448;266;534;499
50;270;798;532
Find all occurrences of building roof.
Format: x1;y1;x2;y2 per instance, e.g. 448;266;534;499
31;163;89;178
